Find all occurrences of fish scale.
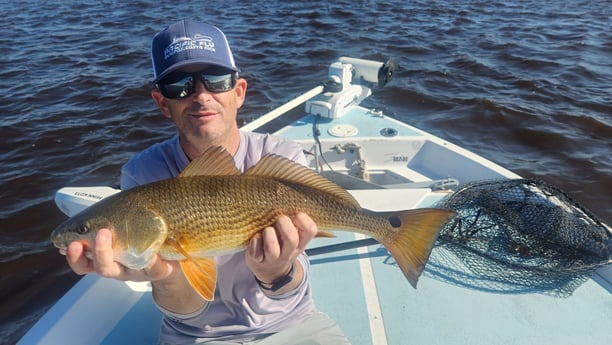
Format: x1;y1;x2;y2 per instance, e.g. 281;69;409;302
146;175;381;259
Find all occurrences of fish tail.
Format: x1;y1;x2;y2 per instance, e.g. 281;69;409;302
379;208;455;288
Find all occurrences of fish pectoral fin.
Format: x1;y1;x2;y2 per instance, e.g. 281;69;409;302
166;238;217;301
179;257;217;302
315;230;336;238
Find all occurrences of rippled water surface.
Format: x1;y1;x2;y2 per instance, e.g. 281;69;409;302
1;1;610;343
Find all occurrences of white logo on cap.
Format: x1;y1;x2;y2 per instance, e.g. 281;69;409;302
164;34;216;60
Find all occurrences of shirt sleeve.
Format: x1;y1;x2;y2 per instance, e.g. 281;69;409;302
119;135;188;190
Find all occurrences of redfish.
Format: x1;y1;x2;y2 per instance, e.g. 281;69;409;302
51;146;455;300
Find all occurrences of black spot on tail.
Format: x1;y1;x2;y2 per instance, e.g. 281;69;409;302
388;215;402;228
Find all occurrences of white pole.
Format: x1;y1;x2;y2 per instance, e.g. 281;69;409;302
240;85;324;132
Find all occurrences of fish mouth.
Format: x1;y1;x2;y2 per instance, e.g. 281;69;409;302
54;242;68;255
53;242;93;260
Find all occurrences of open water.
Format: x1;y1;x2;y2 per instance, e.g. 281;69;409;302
1;0;610;343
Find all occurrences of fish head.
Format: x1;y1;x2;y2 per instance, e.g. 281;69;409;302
51;199;169;270
50;210;113;256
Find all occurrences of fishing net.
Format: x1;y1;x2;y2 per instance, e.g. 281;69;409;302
425;178;611;297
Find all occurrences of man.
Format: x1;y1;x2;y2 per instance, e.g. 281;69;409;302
65;20;349;344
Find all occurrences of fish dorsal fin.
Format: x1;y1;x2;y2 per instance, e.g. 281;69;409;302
245;154;361;208
179;146;240;177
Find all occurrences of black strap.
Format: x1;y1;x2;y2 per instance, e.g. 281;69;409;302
254;263;295;292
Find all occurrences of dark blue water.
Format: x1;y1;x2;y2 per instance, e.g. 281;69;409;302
1;1;610;343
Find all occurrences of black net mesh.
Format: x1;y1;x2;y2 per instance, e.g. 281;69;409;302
425;178;611;297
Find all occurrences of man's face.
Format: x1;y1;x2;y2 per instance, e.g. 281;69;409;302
152;65;247;158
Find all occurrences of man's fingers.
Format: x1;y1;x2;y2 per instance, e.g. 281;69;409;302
66;241;93;275
261;226;281;260
63;228;175;282
274;216;300;257
291;213;318;251
259;214;317;261
248;233;264;263
92;228;122;278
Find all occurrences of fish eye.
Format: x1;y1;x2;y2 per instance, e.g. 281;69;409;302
77;224;90;234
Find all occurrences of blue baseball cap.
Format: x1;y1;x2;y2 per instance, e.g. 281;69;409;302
151;20;240;83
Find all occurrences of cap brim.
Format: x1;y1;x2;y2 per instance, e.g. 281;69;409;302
153;59;241;84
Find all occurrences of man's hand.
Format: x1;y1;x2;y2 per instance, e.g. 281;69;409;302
65;228;203;313
65;228;176;282
246;213;318;294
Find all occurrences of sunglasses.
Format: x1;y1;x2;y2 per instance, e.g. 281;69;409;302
156;69;237;99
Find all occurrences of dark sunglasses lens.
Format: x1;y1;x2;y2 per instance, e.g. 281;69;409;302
159;75;194;99
202;73;235;92
158;71;236;98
